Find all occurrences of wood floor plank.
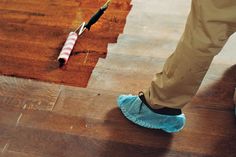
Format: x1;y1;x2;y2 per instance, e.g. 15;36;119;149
0;109;20;152
0;124;16;151
0;55;94;87
107;35;178;59
96;53;166;73
88;67;153;93
52;86;121;119
0;0;131;11
2;151;43;157
0;76;60;111
5;126;176;157
0;0;130;31
89;39;236;93
0;9;128;33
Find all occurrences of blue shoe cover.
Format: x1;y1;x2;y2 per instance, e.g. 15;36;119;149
117;94;186;133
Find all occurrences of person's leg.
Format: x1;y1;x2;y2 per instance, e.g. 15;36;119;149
145;0;236;109
118;0;236;133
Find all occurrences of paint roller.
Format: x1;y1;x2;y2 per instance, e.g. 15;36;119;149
58;0;111;67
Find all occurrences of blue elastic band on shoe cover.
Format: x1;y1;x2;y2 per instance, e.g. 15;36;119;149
117;95;186;133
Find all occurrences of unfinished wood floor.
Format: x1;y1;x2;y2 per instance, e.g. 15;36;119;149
1;0;236;157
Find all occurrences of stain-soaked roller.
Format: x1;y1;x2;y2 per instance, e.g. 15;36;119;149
58;0;112;67
57;32;78;65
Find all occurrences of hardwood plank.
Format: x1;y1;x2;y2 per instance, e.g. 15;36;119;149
89;51;235;92
0;3;129;31
122;0;190;39
0;95;26;111
0;103;234;157
96;53;166;73
0;109;20;152
2;150;43;157
0;0;131;11
0;37;107;69
107;35;178;59
0;11;127;34
6;126;175;157
0;125;16;151
0;75;60;111
88;67;153;93
0;55;94;87
53;86;121;119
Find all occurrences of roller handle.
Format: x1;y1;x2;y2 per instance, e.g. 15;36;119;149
84;0;110;30
84;8;105;30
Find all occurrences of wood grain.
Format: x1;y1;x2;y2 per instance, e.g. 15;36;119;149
0;70;236;157
0;76;60;111
0;0;131;87
0;97;235;157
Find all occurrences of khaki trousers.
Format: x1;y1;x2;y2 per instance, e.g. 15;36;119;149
144;0;236;109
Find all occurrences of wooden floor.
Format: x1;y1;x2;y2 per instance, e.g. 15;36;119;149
0;0;131;87
1;0;236;157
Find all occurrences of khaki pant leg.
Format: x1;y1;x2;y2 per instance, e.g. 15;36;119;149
144;0;236;109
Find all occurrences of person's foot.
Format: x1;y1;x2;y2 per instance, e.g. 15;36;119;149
117;92;186;133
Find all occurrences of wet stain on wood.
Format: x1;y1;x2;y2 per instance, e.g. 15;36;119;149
0;0;132;87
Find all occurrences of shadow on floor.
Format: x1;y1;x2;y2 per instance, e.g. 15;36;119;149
99;108;173;157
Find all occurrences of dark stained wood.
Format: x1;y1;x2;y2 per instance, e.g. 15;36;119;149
0;0;131;87
4;126;173;157
0;98;235;157
191;65;236;111
2;151;43;157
